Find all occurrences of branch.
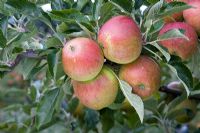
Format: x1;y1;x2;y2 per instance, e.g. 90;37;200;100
159;86;200;100
9;49;45;69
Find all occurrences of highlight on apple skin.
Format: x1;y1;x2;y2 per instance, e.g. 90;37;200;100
62;37;104;81
119;56;161;99
183;0;200;36
98;15;142;64
72;66;119;110
159;22;198;60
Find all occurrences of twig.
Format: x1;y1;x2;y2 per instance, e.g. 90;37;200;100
159;86;200;100
8;49;45;69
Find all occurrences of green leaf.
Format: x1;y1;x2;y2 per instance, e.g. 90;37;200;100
49;9;89;23
84;109;100;130
151;42;171;62
76;21;95;38
93;0;103;21
146;0;164;21
36;88;60;129
167;62;193;96
118;80;144;123
110;0;134;14
45;37;62;49
167;93;187;115
0;29;6;48
100;109;114;133
47;50;59;78
66;97;79;113
5;0;38;15
76;0;90;11
62;78;73;95
158;29;189;41
55;87;65;112
99;2;115;25
188;45;200;79
14;58;39;79
0;16;8;37
157;2;192;19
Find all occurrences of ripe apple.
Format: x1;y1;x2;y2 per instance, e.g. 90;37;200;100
164;0;188;23
62;37;104;81
119;56;161;99
72;66;119;110
159;22;198;60
98;15;142;64
183;0;200;36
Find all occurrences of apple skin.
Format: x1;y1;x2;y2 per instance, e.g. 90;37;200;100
183;0;200;36
159;22;198;60
164;0;188;23
62;37;104;81
174;99;197;123
119;56;161;99
98;15;142;64
72;66;119;110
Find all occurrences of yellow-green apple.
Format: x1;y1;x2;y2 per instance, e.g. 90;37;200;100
98;15;142;64
183;0;200;36
159;22;198;60
62;37;104;81
119;56;161;99
72;66;119;110
174;99;197;123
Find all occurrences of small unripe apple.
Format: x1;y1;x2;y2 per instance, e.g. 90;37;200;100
159;22;198;60
119;56;161;99
62;37;104;81
183;0;200;36
73;102;85;117
56;22;68;33
73;66;119;110
98;15;142;64
174;99;197;123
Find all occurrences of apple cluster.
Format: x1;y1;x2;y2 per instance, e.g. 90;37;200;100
62;0;200;111
62;15;161;110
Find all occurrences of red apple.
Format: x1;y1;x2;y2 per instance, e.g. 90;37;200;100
119;56;161;99
183;0;200;36
159;22;198;60
98;15;142;64
62;37;104;81
72;66;119;110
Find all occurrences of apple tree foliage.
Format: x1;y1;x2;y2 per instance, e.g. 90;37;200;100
0;0;200;132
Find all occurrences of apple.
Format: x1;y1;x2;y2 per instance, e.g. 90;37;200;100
98;15;142;64
119;56;161;99
159;22;198;60
166;81;197;123
73;102;85;117
183;0;200;36
174;99;197;123
164;0;188;23
72;66;119;110
56;22;68;33
62;37;104;81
